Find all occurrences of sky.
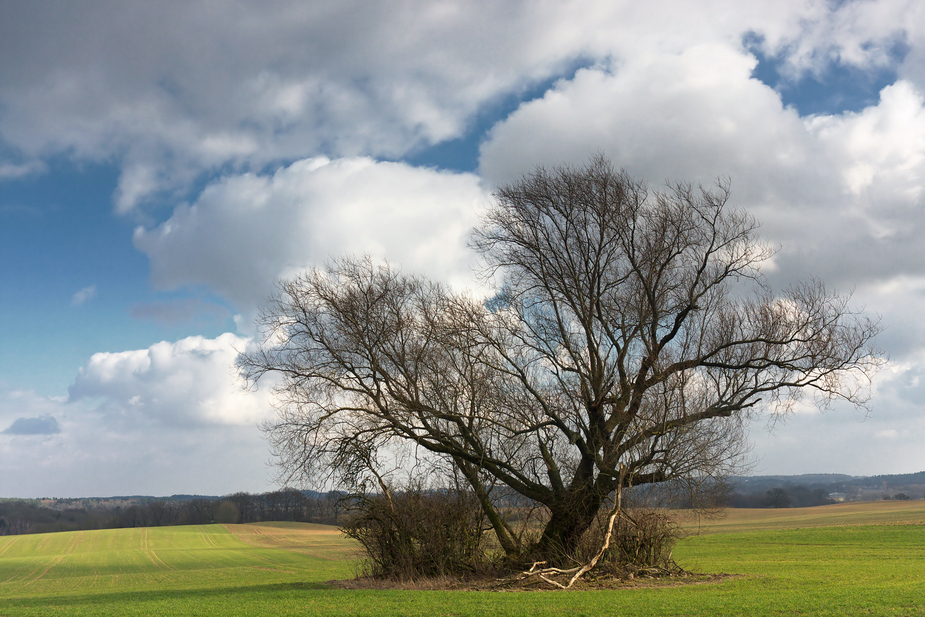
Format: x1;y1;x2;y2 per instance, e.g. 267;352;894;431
2;0;925;498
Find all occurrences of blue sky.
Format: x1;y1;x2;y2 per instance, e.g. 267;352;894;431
3;0;925;498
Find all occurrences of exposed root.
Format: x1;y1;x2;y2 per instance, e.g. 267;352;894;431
512;466;627;589
507;466;685;590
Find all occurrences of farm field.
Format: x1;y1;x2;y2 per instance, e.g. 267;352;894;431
0;502;924;616
679;499;925;534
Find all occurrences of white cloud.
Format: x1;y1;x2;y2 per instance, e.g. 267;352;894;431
70;285;97;306
471;28;925;476
749;0;914;78
68;333;270;426
480;43;819;190
749;352;925;475
5;0;925;494
0;387;274;498
133;157;488;319
479;41;925;294
0;334;281;498
0;2;581;209
811;80;925;202
2;1;920;209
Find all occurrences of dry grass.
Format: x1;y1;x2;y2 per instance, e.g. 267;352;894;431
223;522;357;560
327;569;735;592
677;499;925;535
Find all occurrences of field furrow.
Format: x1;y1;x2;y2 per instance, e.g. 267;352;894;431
16;531;81;585
0;535;20;559
141;528;174;571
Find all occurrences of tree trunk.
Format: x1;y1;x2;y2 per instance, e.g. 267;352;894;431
455;458;520;556
532;488;606;563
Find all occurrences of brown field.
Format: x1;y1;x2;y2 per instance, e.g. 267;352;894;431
678;499;925;534
223;521;357;559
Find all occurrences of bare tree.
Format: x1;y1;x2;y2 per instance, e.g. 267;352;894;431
239;156;881;566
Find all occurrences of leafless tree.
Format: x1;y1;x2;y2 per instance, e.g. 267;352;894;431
238;156;881;565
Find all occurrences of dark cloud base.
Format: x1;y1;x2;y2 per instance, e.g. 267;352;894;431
2;415;60;435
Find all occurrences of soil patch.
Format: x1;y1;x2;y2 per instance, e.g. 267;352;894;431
326;571;737;592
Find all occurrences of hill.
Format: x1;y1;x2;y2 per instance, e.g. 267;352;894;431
728;471;925;507
0;489;342;536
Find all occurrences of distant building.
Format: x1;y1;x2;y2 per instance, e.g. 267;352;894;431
828;492;847;502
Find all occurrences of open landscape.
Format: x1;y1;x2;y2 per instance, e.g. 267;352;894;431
4;4;925;616
1;501;923;616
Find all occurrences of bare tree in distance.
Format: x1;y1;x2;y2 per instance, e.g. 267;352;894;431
238;155;882;566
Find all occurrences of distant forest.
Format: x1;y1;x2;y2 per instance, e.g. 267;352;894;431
0;489;342;536
2;471;924;537
726;471;925;508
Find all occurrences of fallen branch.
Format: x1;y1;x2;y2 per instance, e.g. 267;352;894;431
514;466;628;589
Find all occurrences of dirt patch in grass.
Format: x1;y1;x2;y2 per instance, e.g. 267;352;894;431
326;571;738;592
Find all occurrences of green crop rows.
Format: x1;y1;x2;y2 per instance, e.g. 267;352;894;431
1;504;924;616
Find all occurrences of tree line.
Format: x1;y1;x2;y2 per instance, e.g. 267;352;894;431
0;489;343;536
728;485;836;508
724;471;925;508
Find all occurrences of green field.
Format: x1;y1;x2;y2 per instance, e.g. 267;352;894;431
1;503;924;616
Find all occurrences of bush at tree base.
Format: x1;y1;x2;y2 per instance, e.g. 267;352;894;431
341;487;491;579
572;508;679;575
342;486;681;580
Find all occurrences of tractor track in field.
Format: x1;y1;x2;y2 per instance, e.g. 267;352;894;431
0;536;20;559
199;526;219;548
142;528;174;571
20;532;83;585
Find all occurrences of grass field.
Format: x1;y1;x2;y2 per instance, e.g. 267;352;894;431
1;502;924;616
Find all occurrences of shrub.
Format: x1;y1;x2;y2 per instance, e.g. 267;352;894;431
341;485;490;580
574;507;679;574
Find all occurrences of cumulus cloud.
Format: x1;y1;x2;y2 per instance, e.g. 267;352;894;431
68;333;271;426
746;0;917;81
479;40;925;306
470;23;925;465
480;43;820;189
0;382;274;497
477;44;845;289
133;157;488;318
810;80;925;217
2;1;920;210
0;2;581;209
0;334;281;496
5;1;925;495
